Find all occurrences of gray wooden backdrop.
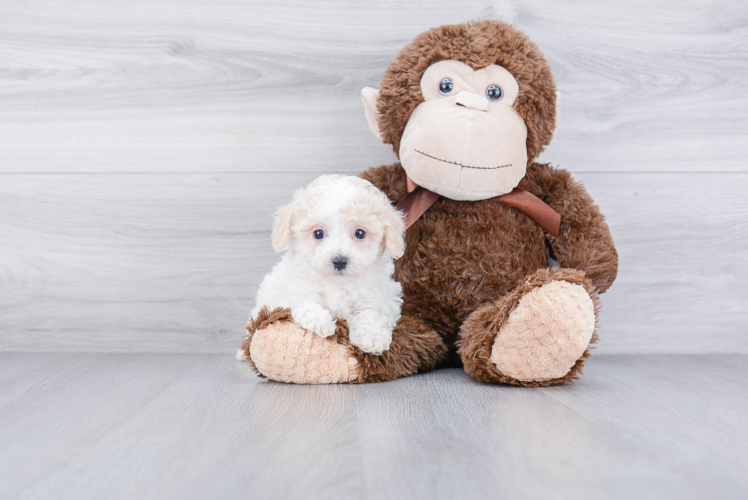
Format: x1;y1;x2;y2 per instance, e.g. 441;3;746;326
1;0;746;354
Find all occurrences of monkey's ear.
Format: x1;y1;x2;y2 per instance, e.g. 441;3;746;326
361;87;383;141
271;203;294;253
552;91;561;139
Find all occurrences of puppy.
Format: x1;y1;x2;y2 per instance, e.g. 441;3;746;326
245;174;405;355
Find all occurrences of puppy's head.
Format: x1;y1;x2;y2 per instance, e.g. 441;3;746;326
272;175;405;278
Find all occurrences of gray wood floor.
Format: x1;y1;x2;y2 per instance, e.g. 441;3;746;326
1;353;746;499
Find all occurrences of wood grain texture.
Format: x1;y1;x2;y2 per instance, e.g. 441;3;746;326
1;0;746;354
0;0;746;173
0;353;746;499
1;172;746;354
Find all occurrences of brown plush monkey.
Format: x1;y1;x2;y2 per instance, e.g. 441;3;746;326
241;20;618;386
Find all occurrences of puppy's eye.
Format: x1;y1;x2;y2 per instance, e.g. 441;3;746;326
439;78;454;95
313;230;324;240
486;84;503;101
354;229;366;240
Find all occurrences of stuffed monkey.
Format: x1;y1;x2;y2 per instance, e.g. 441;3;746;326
241;20;618;386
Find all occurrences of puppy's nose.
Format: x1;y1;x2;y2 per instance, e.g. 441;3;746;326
332;255;348;271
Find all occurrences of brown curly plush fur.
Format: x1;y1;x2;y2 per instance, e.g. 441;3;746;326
358;160;616;385
347;315;448;383
243;20;618;386
377;20;557;162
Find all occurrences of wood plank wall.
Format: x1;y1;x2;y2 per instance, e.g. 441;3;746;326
1;0;746;353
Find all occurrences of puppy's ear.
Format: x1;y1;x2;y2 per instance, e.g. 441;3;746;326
271;203;294;252
383;206;406;259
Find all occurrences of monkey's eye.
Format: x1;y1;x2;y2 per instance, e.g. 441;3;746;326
439;78;454;95
486;84;503;101
313;230;324;240
354;229;366;240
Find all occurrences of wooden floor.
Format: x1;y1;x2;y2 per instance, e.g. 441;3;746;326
1;353;746;499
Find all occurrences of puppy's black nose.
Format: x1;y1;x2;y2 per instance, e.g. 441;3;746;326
332;255;348;271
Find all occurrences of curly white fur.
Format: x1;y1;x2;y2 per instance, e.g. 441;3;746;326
247;175;405;355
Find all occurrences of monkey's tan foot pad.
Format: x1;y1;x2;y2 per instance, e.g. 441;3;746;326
248;319;360;384
490;280;595;382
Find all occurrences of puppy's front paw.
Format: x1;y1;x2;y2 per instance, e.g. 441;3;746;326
292;304;337;338
349;326;392;355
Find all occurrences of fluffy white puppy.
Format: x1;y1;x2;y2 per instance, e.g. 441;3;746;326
247;174;405;355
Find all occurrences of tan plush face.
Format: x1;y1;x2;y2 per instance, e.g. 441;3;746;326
363;60;530;201
401;61;527;200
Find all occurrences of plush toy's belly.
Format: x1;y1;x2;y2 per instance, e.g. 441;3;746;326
394;197;547;343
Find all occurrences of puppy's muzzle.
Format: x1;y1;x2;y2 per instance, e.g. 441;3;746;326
332;255;348;272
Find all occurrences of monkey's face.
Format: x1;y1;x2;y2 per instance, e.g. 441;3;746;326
398;60;527;201
363;59;532;201
363;21;558;201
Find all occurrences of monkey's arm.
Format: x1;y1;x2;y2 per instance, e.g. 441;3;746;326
359;163;408;204
523;163;618;293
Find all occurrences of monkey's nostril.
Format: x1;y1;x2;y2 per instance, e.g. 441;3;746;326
332;255;348;271
454;91;488;111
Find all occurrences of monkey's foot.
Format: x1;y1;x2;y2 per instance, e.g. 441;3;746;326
459;269;599;386
240;307;359;384
491;279;595;382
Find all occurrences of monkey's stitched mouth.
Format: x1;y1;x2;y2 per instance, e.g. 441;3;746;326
415;149;511;170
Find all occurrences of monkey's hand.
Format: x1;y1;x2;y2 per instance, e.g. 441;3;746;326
525;164;618;293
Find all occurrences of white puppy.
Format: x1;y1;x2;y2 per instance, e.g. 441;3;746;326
246;174;405;355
